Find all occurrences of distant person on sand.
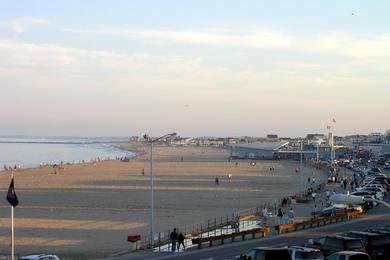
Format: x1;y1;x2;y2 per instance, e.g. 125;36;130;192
227;173;232;182
141;168;145;176
281;197;288;207
177;232;185;251
170;228;178;252
215;177;219;185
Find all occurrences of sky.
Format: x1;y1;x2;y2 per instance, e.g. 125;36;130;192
1;1;389;137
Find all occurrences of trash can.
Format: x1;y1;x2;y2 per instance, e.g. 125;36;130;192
128;235;141;251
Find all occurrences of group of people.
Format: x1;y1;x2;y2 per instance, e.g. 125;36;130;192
308;176;316;185
169;228;185;252
214;173;233;185
277;207;295;224
3;164;21;171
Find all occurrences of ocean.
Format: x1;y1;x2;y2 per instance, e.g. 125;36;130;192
0;136;134;169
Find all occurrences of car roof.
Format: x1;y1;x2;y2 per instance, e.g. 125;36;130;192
368;229;390;234
253;247;288;251
288;246;320;252
20;255;41;259
20;254;57;259
330;251;368;255
328;235;362;240
343;231;381;236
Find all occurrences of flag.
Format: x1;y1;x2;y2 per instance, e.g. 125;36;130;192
6;177;18;207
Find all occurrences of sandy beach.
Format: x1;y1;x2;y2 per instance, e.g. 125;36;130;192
0;145;327;259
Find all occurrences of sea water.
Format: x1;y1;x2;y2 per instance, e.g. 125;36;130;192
0;137;134;169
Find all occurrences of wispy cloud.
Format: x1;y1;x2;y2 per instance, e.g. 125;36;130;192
0;40;203;70
0;17;48;34
62;27;292;49
63;27;390;60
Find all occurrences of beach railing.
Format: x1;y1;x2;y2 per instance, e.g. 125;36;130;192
139;209;261;251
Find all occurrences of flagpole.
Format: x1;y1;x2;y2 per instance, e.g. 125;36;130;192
11;204;14;260
10;172;15;260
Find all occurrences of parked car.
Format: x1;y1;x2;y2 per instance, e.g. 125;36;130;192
287;246;324;260
239;247;292;260
351;191;383;201
342;231;388;258
19;255;60;260
317;204;349;217
326;251;370;260
306;236;365;257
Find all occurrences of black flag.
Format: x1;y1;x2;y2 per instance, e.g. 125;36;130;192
6;177;19;207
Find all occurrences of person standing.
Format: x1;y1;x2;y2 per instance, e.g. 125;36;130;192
277;208;283;225
227;173;232;182
177;232;185;251
170;228;178;252
288;208;295;223
262;207;268;222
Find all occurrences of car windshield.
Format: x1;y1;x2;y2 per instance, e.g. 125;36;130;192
349;255;370;260
265;250;291;260
295;251;323;259
326;238;343;249
346;239;364;249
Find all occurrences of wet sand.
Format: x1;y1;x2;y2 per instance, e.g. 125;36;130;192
0;145;326;259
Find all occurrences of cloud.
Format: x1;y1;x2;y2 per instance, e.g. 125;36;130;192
0;17;48;34
305;32;390;59
63;27;292;49
63;27;390;59
0;40;204;71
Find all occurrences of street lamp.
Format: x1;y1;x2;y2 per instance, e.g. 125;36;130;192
144;132;177;250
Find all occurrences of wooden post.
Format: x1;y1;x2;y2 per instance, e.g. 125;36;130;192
207;219;210;238
158;232;161;252
214;218;217;237
168;229;170;252
184;225;187;250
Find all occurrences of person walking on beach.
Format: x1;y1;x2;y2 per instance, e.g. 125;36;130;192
215;177;219;185
227;173;232;183
170;228;178;252
177;232;185;251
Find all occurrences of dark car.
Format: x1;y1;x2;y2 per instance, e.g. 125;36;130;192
342;231;388;258
316;206;347;217
366;229;390;237
306;236;365;257
239;247;292;260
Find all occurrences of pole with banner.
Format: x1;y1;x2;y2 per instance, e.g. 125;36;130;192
6;172;19;260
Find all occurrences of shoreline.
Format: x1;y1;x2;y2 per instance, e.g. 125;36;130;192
0;142;136;172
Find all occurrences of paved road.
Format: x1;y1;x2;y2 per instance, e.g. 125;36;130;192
107;202;389;260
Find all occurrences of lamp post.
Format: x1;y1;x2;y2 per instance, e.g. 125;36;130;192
144;132;177;250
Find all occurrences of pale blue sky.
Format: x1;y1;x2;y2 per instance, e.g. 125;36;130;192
1;1;389;137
